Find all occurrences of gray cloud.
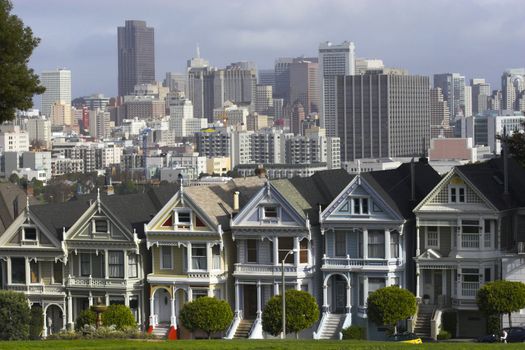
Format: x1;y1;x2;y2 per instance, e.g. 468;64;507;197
12;0;525;99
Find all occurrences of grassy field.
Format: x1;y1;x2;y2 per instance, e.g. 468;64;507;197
0;340;521;350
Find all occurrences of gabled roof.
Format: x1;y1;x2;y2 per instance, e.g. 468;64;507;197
456;157;525;210
0;183;39;234
29;184;179;240
366;160;442;219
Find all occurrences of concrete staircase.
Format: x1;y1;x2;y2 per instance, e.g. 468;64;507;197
151;324;170;339
319;313;345;340
234;319;254;339
414;305;433;338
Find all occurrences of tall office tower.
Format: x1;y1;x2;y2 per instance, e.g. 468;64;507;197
471;79;491;115
187;48;215;120
430;88;451;138
337;72;430;161
290;101;305;135
289;59;320;116
255;85;273;113
50;101;73;127
83;94;110;111
40;69;71;118
89;110;111;139
319;41;356;137
26;118;52;150
274;57;294;102
464;85;472;117
117;20;155;97
355;58;384;74
272;98;284;120
163;72;187;95
488;90;502;111
258;69;275;88
433;73;466;118
501;68;525;111
221;62;257;111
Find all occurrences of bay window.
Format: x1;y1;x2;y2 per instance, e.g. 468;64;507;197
368;230;385;258
191;244;207;270
335;232;346;257
461;220;480;248
11;258;25;284
246;240;257;263
278;237;294;263
160;246;172;269
390;231;399;258
108;251;124;278
128;254;138;278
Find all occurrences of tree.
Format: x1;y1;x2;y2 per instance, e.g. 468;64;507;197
75;309;96;331
29;305;43;340
262;290;319;338
477;280;525;327
179;297;233;339
498;122;525;167
0;0;45;122
8;173;19;184
101;305;136;330
0;291;31;340
366;286;417;333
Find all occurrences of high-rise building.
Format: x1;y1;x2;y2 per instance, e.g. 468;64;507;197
488;90;502;111
221;62;257;111
433;73;466;118
337;72;430;161
163;72;187;95
289;59;320;116
471;79;491;115
274;57;294;102
290;101;305;135
355;58;384;74
464;85;472;117
25;118;52;150
40;69;71;118
89;110;111;139
117;20;155;97
319;41;356;137
501;68;525;111
255;85;273;114
258;69;275;88
50;101;73;127
430;88;451;138
83;94;110;111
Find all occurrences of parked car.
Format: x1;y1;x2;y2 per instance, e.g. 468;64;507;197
387;332;423;344
479;327;525;343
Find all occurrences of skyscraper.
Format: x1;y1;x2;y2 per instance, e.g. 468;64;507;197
289;59;320;116
117;20;155;97
337;72;430;161
430;87;451;138
319;41;355;137
40;68;71;118
501;68;525;111
433;73;465;118
471;79;491;115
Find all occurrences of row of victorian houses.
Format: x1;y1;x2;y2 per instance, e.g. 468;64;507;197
0;155;524;339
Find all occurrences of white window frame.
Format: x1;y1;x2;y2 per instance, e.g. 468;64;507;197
93;218;109;234
128;253;138;278
448;185;466;203
262;206;279;221
22;225;38;242
350;197;370;215
174;210;192;228
425;226;440;249
160;246;173;270
190;243;208;271
483;219;493;249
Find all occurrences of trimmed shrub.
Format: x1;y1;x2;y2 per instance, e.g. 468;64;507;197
441;310;457;338
437;329;451;340
341;325;366;340
0;291;31;340
477;280;525;327
101;305;136;331
29;306;44;340
262;290;319;337
366;286;417;333
487;314;501;335
180;297;233;339
75;309;96;331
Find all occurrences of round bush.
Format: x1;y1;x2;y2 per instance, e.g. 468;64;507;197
75;309;96;331
29;306;44;340
0;291;31;340
179;297;233;339
342;325;366;340
101;305;136;330
367;286;416;333
437;329;451;340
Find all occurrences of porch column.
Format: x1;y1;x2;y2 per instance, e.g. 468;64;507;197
346;280;351;314
188;287;193;302
206;243;212;272
416;267;421;298
416;226;421;256
386;273;393;286
61;302;67;330
67;292;73;330
42;307;47;337
235;281;240;315
123;251;129;280
442;270;447;299
186;243;192;271
170;295;176;327
105;293;109;306
363;276;369;306
149;295;155;327
294;237;300;266
273;282;279;296
273;237;279;265
6;257;11;285
384;229;391;260
256;281;262;319
104;249;109;279
362;229;368;259
456;270;461;299
88;291;93;307
322;283;328;311
208;284;214;297
25;257;30;284
124;292;130;307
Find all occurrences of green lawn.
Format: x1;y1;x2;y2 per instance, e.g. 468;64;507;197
0;340;520;350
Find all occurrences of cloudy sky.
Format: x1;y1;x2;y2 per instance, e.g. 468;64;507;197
12;0;525;99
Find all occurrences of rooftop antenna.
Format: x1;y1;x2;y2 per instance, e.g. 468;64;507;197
196;43;200;59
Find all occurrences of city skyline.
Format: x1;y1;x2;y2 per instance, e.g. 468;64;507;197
12;0;525;99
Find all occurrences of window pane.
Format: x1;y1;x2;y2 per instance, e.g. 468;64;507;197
390;232;399;258
353;198;360;214
368;231;385;258
459;188;465;202
95;220;108;233
81;253;91;276
335;232;346;257
128;254;138;278
192;244;207;270
24;227;37;240
178;212;191;224
30;261;39;283
427;227;439;247
53;262;63;284
247;240;257;263
450;187;456;202
361;198;369;214
11;257;25;284
161;246;172;269
109;251;124;278
300;238;308;263
264;206;278;218
278;237;294;263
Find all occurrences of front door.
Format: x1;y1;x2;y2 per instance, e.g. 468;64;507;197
433;271;443;304
243;285;257;319
333;278;346;313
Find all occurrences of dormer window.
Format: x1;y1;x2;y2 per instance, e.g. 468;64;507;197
263;206;278;220
23;227;37;241
94;219;108;233
449;186;466;203
175;210;192;229
351;197;369;215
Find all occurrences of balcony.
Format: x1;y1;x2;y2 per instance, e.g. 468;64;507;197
322;256;401;270
67;276;127;289
7;284;65;295
460;281;480;297
233;263;313;276
461;234;480;249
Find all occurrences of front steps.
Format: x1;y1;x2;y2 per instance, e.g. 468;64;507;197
414;305;433;338
151;324;170;339
234;319;254;339
319;313;345;340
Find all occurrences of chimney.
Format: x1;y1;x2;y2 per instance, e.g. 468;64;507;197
410;158;416;202
233;191;239;211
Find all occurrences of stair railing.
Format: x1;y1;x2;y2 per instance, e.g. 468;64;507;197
430;308;442;340
313;312;328;340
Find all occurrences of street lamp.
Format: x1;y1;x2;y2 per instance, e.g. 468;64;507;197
281;249;294;339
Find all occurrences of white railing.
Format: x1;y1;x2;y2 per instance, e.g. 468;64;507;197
224;315;241;339
461;234;480;249
234;263;298;274
313;312;328;340
461;282;480;297
322;256;401;267
431;309;442;340
67;276;126;288
7;284;65;294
